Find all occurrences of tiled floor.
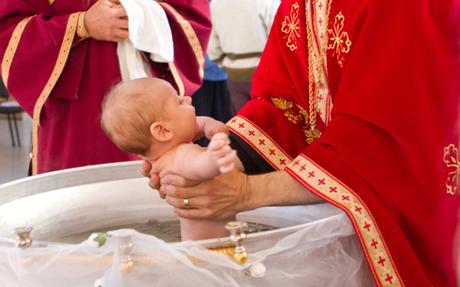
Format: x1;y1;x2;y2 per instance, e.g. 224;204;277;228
0;114;32;185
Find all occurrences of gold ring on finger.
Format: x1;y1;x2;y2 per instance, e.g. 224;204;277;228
183;198;190;209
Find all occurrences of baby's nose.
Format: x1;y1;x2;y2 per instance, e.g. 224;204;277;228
183;96;192;105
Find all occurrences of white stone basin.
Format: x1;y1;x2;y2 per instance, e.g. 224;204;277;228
0;161;373;287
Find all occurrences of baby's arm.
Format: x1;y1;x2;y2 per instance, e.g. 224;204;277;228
173;133;240;180
171;133;242;241
194;116;229;141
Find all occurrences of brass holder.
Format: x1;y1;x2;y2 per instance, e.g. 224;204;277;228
15;226;33;248
224;221;248;264
5;222;250;268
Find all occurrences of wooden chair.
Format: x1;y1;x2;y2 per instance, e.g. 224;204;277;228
0;81;22;147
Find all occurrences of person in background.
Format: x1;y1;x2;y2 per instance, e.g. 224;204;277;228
192;55;233;147
207;0;280;114
0;0;211;174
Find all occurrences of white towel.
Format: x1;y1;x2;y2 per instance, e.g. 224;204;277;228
117;0;174;81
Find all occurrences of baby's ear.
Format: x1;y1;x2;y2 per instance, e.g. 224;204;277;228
150;121;174;142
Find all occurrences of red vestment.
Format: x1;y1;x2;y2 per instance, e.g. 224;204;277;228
0;0;211;174
229;0;460;286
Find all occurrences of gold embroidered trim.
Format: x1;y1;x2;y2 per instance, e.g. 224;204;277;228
286;155;403;286
443;144;460;195
48;0;55;5
327;11;352;67
159;2;205;79
76;12;90;39
312;0;333;125
304;0;335;142
281;2;300;51
1;17;32;88
305;1;321;143
227;116;292;170
32;13;79;175
168;62;185;97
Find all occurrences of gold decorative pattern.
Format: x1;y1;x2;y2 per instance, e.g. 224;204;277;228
209;245;247;265
1;17;32;88
271;97;323;144
286;155;403;286
296;103;309;120
281;2;300;51
271;97;293;110
76;12;89;39
227;116;292;170
304;0;337;143
158;2;205;79
443;144;460;195
305;2;320;141
271;97;301;124
327;11;352;67
32;13;79;175
304;128;321;144
48;0;55;5
168;62;185;97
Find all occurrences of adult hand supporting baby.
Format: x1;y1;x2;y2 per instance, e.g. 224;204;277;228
141;161;161;190
157;169;321;220
160;169;251;220
141;159;204;199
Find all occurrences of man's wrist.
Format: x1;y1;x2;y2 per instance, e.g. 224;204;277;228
244;170;321;209
238;172;267;212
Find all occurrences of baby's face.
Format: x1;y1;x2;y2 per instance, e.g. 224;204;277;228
163;92;196;142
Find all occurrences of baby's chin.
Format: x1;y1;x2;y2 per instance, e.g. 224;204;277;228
192;123;198;139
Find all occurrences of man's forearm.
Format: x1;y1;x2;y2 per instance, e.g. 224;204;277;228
244;170;323;210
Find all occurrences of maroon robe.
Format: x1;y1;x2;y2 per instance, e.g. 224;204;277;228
0;0;211;174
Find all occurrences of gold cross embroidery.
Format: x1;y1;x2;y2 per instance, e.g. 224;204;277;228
327;12;352;67
281;3;300;51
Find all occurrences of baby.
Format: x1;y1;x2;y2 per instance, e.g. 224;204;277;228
101;78;241;240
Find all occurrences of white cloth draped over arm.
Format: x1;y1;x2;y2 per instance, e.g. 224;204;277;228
117;0;174;80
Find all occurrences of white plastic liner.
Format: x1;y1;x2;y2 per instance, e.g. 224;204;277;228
0;161;374;286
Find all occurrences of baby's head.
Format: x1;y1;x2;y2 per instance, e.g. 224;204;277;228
101;78;196;159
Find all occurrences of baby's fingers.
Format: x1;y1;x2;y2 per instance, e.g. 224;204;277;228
209;136;230;151
217;150;237;173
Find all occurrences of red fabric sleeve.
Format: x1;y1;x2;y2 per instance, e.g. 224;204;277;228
0;0;85;115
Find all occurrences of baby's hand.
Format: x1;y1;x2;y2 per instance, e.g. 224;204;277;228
208;133;236;174
204;119;229;140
